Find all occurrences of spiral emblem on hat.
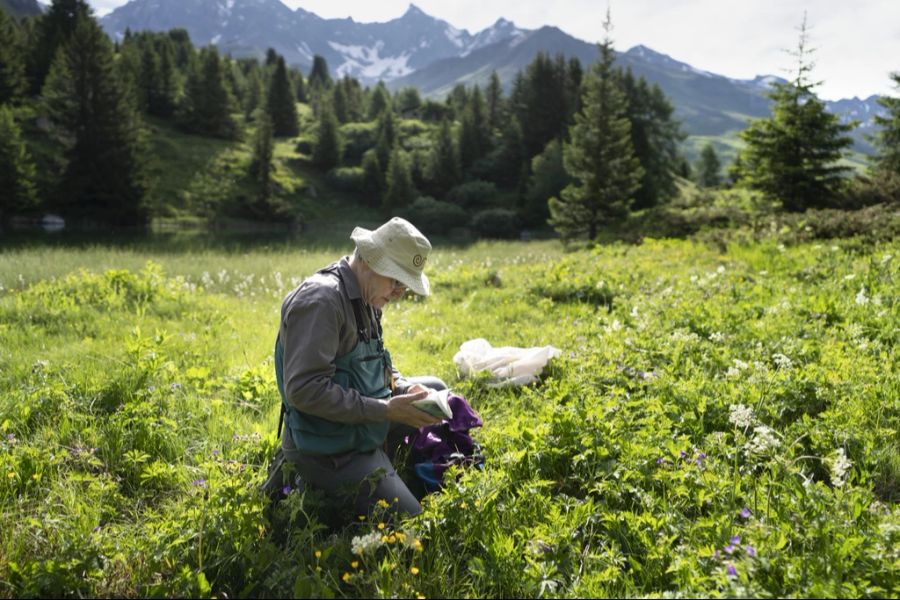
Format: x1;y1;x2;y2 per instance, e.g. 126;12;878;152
413;254;425;268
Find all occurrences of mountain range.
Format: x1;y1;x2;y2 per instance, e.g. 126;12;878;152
7;0;884;154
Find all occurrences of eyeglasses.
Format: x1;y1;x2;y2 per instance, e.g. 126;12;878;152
391;278;408;291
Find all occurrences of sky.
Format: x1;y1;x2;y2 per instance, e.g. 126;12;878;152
81;0;900;101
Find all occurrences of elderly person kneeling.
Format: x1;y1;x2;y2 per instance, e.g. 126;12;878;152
274;217;445;518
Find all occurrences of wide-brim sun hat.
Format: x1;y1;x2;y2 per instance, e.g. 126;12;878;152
351;217;432;296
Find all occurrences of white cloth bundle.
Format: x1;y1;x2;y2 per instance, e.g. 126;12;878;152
453;338;561;387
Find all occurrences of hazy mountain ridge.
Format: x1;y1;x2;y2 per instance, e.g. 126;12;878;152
95;0;885;148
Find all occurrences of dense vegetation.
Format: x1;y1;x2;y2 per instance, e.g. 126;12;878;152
0;228;897;597
5;1;895;239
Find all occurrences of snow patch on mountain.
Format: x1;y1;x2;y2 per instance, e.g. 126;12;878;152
329;41;414;79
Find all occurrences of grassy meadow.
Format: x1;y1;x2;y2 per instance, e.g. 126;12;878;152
0;231;897;597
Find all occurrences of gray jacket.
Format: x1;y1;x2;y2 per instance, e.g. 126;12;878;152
279;257;410;426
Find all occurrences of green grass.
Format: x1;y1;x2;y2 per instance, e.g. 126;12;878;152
0;234;897;598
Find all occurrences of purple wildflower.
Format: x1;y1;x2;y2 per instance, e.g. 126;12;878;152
746;545;757;557
92;525;103;533
714;550;721;559
192;479;207;488
679;450;687;459
657;457;666;465
724;544;736;554
213;449;220;457
740;507;752;519
730;535;741;545
282;485;292;496
726;563;738;577
5;434;14;441
170;383;182;391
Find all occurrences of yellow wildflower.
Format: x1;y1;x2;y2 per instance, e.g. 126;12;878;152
410;566;420;575
6;472;14;479
388;534;397;544
376;498;390;509
412;539;423;551
377;522;386;530
395;531;406;543
314;550;321;558
351;561;359;569
342;572;351;583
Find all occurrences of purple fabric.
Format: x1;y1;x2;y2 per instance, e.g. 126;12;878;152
446;394;482;432
407;394;483;485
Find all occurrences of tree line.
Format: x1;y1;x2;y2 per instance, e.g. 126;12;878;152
1;2;898;236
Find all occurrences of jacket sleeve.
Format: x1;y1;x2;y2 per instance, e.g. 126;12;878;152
280;287;388;423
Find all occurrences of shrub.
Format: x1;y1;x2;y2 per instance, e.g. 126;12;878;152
294;137;314;155
445;180;498;209
402;196;469;234
838;171;900;209
326;167;364;193
471;208;520;239
339;122;378;165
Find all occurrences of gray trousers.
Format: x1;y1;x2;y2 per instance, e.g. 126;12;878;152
283;376;446;518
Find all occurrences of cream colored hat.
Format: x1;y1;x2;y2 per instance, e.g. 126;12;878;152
351;217;432;296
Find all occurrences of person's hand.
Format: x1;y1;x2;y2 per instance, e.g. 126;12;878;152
405;382;431;396
385;388;443;428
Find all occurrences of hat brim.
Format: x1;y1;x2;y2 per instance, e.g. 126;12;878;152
352;227;431;296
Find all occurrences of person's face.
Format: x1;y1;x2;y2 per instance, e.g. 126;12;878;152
365;272;408;309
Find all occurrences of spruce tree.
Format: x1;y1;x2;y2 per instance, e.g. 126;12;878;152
458;85;490;170
0;105;38;219
0;9;27;103
153;36;179;117
312;103;342;170
294;70;307;103
249;113;274;206
395;86;422;116
368;81;392;120
428;118;461;196
374;110;397;172
736;16;853;211
383;147;415;213
523;139;569;227
27;0;90;95
696;143;722;188
308;55;331;89
492;116;526;188
486;70;504;131
266;56;299;136
178;47;238;139
618;69;684;208
243;65;263;120
361;149;385;205
42;13;146;225
549;11;642;240
516;52;567;157
332;82;349;123
872;72;900;177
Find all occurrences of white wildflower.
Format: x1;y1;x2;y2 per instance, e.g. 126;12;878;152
830;448;852;488
777;244;786;253
729;404;755;429
717;265;726;274
873;294;883;306
351;531;383;555
772;353;793;370
726;359;749;379
881;253;892;265
710;331;726;343
855;287;869;305
746;425;781;454
758;270;768;276
630;306;639;318
830;245;840;252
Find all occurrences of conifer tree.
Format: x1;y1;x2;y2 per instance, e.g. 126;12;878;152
872;72;900;177
459;85;490;171
736;16;853;211
42;13;146;225
549;11;642;240
266;55;299;136
368;81;392;120
696;143;722;188
361;149;385;205
383;147;415;213
428;118;461;196
486;70;504;131
243;65;263;120
294;70;307;103
332;82;349;123
395;86;422;116
516;52;568;157
249;113;274;205
312;103;342;170
27;0;91;95
178;47;238;139
492;116;526;188
308;55;331;89
617;69;684;208
153;36;179;117
0;106;38;219
0;9;27;103
523;139;569;227
374;110;397;172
